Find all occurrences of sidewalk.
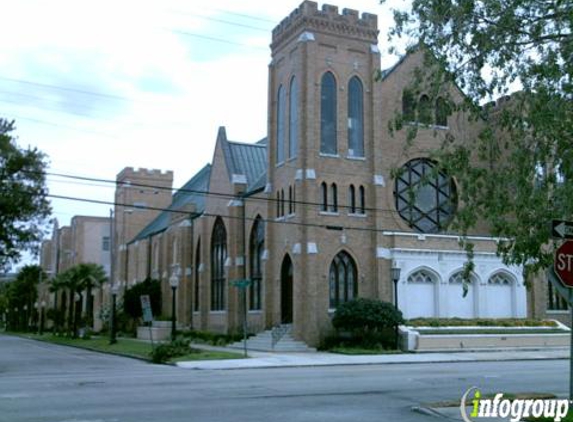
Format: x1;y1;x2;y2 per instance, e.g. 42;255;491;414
177;344;570;370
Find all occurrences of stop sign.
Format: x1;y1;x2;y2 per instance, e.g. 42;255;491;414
555;241;573;287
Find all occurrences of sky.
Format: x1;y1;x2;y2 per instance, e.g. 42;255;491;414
2;0;409;267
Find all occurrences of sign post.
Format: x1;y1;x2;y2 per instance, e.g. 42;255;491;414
231;279;252;358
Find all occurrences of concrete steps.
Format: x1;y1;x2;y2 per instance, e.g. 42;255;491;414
228;325;316;353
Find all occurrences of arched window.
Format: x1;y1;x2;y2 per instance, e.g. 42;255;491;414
249;217;264;311
402;90;415;122
349;185;356;213
488;273;512;285
330;183;338;212
329;251;357;308
407;269;436;284
359;185;365;214
276;85;286;164
289;77;298;159
211;218;227;311
320;72;337;155
435;97;449;127
348;76;364;157
194;238;201;312
418;94;432;125
321;182;328;211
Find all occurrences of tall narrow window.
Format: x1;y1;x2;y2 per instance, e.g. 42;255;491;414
320;72;337;155
347;76;364;157
329;251;358;308
276;85;286;164
293;185;296;213
211;218;227;311
194;238;201;312
249;217;264;311
359;185;365;214
289;77;298;159
418;95;432;125
288;186;293;214
435;97;449;127
349;185;356;213
402;90;415;122
321;182;328;211
330;183;338;213
276;192;280;217
280;189;285;217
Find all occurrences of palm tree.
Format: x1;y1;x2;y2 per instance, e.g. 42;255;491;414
49;271;72;334
71;263;108;330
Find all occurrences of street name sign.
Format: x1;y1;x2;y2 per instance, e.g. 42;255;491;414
552;220;573;239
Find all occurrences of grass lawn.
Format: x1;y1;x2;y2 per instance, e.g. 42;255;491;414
329;346;402;355
16;333;244;363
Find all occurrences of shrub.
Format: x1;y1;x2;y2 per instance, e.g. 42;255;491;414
123;278;162;321
150;338;192;364
332;298;404;347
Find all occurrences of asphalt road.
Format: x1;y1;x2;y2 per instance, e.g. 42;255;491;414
0;334;569;422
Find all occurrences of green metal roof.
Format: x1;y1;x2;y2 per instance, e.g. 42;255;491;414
222;138;267;192
130;164;211;243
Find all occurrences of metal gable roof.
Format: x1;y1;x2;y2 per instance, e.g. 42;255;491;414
225;139;267;192
130;164;211;243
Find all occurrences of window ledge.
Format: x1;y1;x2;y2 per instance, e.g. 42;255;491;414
348;213;367;218
287;156;297;163
248;310;263;314
319;211;340;216
286;213;296;219
405;121;449;130
319;153;340;158
275;161;285;168
275;216;286;221
346;155;366;161
209;310;227;315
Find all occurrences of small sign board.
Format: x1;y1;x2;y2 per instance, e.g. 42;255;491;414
231;279;252;289
552;220;573;239
140;295;154;323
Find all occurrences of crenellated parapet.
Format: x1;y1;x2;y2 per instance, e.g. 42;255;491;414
271;1;378;52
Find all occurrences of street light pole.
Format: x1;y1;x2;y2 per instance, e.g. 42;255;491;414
169;264;180;342
40;301;46;335
109;282;119;345
391;264;401;350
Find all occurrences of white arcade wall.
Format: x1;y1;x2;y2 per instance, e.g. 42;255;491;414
390;248;527;319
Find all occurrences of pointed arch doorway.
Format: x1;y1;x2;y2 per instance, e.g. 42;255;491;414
280;255;293;324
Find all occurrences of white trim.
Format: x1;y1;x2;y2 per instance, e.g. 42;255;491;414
319;211;340;216
307;242;318;254
373;175;385;186
305;169;316;180
292;243;302;255
382;231;506;242
295;169;303;181
319;153;340;158
231;174;247;185
346;155;366;161
298;31;315;42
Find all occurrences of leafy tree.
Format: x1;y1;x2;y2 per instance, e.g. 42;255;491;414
381;0;573;275
0;119;51;271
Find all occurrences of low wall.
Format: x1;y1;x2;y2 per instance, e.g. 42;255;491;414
400;323;570;352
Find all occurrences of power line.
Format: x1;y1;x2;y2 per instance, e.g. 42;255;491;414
169;28;267;50
47;193;385;235
43;169;399;215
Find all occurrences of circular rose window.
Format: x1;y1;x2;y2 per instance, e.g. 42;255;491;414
394;158;457;233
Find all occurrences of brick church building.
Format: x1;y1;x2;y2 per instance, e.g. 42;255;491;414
108;1;558;347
